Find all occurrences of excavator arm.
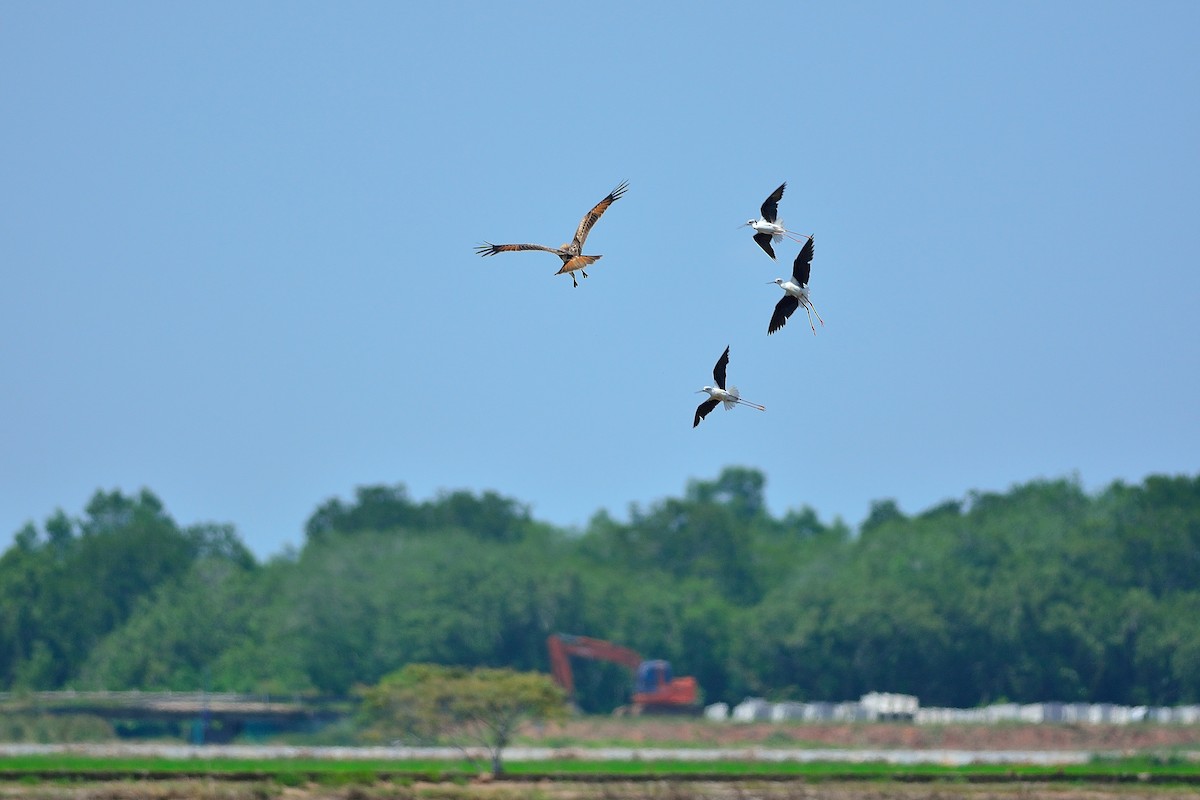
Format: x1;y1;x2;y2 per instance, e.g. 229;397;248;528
547;633;642;697
547;633;699;712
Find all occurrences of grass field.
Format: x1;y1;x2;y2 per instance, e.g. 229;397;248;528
4;719;1200;798
3;753;1200;800
2;752;1199;782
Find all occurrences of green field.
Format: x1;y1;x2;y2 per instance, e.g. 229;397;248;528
1;753;1199;785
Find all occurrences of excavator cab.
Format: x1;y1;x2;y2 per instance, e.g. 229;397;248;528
632;659;698;712
635;659;673;695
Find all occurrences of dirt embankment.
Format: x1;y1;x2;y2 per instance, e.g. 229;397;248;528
523;718;1200;752
4;781;1200;800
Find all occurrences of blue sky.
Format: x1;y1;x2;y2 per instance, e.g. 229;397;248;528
3;2;1198;559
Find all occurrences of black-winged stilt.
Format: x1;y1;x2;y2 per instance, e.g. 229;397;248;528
768;235;824;335
742;181;807;260
693;346;765;428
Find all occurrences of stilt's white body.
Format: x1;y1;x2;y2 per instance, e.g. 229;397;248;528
701;385;742;410
774;278;809;301
749;218;787;240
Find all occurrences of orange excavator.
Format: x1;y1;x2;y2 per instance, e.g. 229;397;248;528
547;633;700;714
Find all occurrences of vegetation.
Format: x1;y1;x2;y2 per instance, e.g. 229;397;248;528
0;712;113;743
3;468;1200;712
1;752;1199;783
360;664;567;775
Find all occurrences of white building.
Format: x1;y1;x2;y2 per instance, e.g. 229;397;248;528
731;697;772;722
860;692;919;720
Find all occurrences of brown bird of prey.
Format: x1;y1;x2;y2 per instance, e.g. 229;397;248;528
475;181;628;287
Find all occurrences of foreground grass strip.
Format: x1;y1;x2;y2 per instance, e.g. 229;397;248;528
1;754;1199;785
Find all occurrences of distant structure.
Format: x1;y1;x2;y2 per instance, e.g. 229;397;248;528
0;691;342;742
708;693;1200;726
860;691;919;721
703;702;729;721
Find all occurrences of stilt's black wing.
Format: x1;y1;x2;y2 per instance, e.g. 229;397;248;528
752;232;776;260
693;397;721;428
712;345;730;389
792;235;814;285
769;296;799;335
760;182;786;223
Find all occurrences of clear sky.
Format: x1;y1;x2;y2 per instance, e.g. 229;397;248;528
3;2;1198;559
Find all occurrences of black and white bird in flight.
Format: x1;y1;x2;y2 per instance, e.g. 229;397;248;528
693;346;766;428
767;235;824;336
740;182;808;260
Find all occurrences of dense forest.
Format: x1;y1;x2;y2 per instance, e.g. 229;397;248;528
2;468;1199;711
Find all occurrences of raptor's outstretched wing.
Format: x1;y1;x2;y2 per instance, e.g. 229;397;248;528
475;242;563;258
571;180;628;250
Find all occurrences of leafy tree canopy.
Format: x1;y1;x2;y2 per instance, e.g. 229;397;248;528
360;663;566;775
304;484;534;544
5;470;1200;710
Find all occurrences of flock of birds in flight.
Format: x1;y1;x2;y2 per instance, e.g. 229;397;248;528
476;181;822;428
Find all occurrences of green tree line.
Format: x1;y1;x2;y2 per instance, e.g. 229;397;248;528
3;469;1199;709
